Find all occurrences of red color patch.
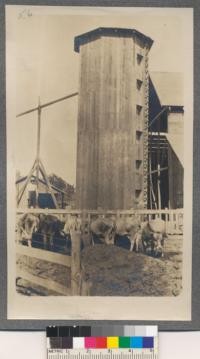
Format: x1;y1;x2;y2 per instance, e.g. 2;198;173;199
95;337;107;348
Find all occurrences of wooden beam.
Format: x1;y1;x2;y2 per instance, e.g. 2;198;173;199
39;159;59;209
16;244;71;267
148;107;168;129
149;157;157;210
16;92;78;118
157;163;161;210
71;230;81;295
35;99;41;207
17;159;37;206
16;208;184;215
16;269;71;296
147;166;168;175
40;92;78;110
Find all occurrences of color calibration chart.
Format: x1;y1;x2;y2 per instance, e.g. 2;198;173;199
46;326;158;359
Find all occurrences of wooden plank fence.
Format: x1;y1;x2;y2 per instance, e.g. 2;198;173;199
16;208;183;296
16;207;184;235
16;244;71;267
16;230;83;296
16;269;71;296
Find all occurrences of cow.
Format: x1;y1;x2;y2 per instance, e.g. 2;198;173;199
17;213;39;247
140;218;167;258
80;220;93;249
114;216;141;251
62;215;93;251
63;214;82;234
90;217;115;245
81;216;141;251
32;214;69;252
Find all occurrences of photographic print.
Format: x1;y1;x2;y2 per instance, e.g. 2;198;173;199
6;5;193;320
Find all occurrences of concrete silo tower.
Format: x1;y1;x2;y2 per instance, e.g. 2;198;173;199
74;27;153;210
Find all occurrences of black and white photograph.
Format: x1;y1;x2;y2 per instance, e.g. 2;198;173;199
6;5;193;320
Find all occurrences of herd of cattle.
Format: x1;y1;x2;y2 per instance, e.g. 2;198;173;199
16;213;168;258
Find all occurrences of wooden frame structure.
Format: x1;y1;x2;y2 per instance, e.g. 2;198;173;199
148;107;169;210
16;92;78;209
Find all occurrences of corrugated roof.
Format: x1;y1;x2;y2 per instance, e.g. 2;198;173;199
74;27;153;53
150;72;183;107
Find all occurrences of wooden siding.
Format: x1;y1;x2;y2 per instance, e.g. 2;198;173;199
76;34;150;209
168;146;184;209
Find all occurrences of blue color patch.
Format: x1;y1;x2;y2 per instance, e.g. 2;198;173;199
130;337;143;348
143;337;154;348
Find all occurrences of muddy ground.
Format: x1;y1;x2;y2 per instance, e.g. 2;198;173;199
16;235;183;296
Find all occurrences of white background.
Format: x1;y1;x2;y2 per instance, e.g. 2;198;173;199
0;332;200;359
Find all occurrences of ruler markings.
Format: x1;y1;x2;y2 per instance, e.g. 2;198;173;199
47;349;158;359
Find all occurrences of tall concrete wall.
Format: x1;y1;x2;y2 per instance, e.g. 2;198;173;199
75;28;152;209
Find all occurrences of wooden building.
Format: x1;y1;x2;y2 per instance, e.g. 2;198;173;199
149;72;184;209
74;27;153;210
16;175;72;209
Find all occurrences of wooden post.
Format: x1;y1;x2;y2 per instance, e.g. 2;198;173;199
87;212;91;225
71;230;81;295
157;112;161;216
39;160;59;209
164;211;168;234
116;210;120;220
17;159;37;206
169;211;173;234
35;99;41;208
16;225;21;244
80;278;92;296
80;263;92;296
174;213;178;233
157;163;161;214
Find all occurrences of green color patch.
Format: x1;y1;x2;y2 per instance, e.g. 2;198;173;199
119;337;130;348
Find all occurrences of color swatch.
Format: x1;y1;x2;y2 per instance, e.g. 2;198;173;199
47;326;157;350
49;335;154;349
47;325;157;339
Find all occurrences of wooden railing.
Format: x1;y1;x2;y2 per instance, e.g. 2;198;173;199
16;229;83;296
16;208;184;235
16;208;183;295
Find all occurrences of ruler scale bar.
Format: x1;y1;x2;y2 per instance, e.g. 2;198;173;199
47;326;158;359
47;350;158;359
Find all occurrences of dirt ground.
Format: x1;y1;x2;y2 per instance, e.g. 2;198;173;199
16;235;183;296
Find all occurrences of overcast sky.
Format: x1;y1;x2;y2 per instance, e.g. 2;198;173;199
6;6;192;186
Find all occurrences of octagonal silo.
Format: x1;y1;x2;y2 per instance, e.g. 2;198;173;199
74;27;153;210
